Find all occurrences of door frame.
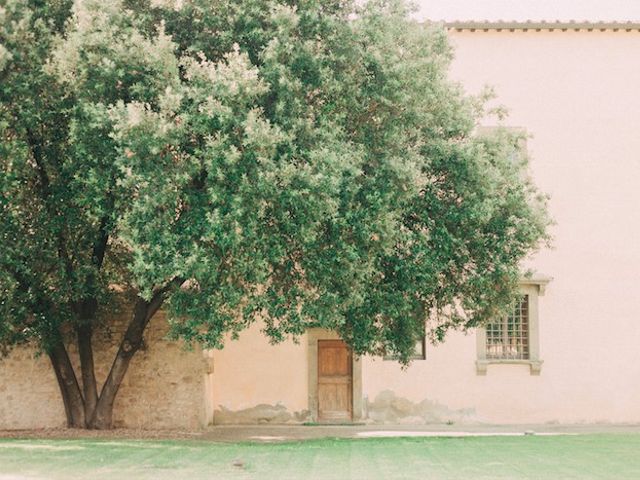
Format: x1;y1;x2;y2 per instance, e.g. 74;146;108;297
307;328;362;422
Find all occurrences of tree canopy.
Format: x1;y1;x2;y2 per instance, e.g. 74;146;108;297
0;0;550;428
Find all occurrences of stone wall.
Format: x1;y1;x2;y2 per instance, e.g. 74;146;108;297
0;346;64;429
0;311;205;430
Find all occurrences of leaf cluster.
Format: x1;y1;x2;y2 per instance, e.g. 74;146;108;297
0;0;550;363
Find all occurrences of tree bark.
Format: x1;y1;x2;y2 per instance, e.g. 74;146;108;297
78;205;110;421
77;321;98;421
48;342;86;428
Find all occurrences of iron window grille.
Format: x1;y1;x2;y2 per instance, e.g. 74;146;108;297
485;295;530;360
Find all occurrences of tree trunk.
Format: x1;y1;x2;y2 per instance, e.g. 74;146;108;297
87;299;149;429
87;283;175;429
77;322;98;421
48;342;86;428
45;279;182;430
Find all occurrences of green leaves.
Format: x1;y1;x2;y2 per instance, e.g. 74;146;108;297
0;0;549;364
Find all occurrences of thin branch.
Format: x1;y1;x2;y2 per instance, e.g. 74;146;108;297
91;188;117;270
145;276;186;321
25;127;51;194
24;127;75;280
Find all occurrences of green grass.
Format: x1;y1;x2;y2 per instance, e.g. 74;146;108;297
1;434;639;479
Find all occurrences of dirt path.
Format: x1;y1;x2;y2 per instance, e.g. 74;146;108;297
2;423;640;443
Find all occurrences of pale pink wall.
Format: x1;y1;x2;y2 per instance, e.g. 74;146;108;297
210;30;640;425
363;30;640;423
211;323;308;414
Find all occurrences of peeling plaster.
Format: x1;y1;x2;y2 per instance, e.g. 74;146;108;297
365;390;478;425
213;392;476;425
213;404;312;425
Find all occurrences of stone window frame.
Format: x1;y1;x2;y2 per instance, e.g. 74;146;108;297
202;349;216;426
476;275;551;376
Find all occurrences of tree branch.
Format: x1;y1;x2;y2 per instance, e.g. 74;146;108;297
76;316;98;420
25;127;75;280
25;127;50;195
91;189;116;270
48;336;86;428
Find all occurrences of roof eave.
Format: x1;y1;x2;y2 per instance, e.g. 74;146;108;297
441;21;640;32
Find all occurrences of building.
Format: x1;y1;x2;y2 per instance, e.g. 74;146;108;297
2;21;640;429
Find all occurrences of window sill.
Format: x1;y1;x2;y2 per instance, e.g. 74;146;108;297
476;359;543;376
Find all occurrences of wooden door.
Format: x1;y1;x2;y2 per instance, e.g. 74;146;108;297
317;340;352;422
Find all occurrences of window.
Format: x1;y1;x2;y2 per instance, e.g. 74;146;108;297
485;295;530;360
476;275;551;375
383;336;426;361
411;336;426;361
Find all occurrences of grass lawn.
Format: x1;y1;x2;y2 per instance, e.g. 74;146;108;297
0;434;639;479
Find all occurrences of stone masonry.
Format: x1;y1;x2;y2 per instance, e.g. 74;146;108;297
0;311;205;430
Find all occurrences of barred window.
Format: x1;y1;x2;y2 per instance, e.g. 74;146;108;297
485;295;529;360
476;277;549;375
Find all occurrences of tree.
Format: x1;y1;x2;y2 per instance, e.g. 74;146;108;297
0;0;550;429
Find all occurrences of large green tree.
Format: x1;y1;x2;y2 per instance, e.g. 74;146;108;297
0;0;549;428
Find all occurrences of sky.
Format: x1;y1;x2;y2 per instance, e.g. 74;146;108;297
413;0;640;22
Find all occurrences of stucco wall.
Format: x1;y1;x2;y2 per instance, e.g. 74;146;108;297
358;29;640;424
453;28;640;423
210;323;309;424
205;29;640;425
0;312;205;430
